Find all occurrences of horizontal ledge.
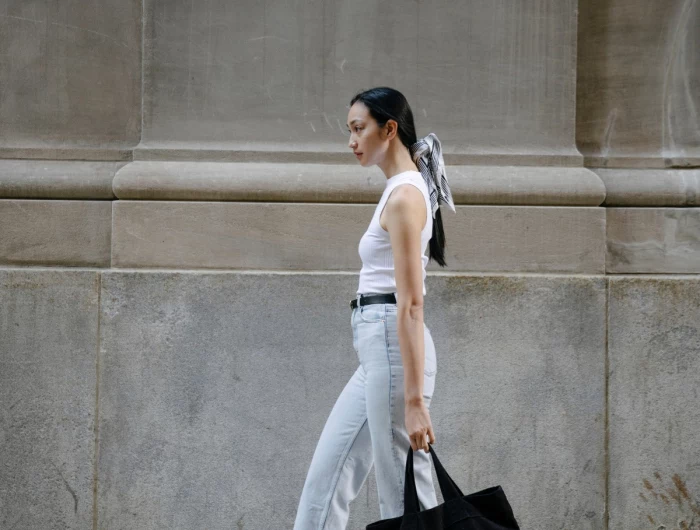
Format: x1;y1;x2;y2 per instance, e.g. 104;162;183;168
133;147;584;167
583;155;700;169
4;146;699;170
2;160;697;206
0;142;584;166
113;162;606;206
0;147;133;162
594;169;700;206
0;160;124;199
1;265;699;280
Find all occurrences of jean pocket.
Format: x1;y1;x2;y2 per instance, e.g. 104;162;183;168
358;304;385;324
351;309;358;354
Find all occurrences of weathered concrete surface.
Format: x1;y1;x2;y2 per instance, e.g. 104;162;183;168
0;200;112;267
0;160;122;199
0;1;141;150
427;275;607;529
97;272;366;528
608;277;700;530
0;270;99;530
114;161;605;205
97;272;605;529
142;0;578;157
607;208;700;273
112;201;605;273
577;0;700;166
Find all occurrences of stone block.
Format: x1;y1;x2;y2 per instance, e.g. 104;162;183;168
112;201;605;273
607;208;700;273
0;200;112;267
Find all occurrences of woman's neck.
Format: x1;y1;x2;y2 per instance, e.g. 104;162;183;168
378;140;418;180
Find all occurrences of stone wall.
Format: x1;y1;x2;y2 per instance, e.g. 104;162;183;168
1;0;699;528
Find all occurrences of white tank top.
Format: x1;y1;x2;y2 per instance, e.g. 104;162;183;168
357;170;433;296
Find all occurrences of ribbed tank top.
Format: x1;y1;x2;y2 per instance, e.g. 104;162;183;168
357;170;433;296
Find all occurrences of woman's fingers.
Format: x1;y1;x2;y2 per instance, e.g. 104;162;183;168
422;431;430;452
412;430;429;452
406;406;435;452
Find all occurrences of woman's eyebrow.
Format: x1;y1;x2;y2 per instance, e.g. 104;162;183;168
347;119;362;127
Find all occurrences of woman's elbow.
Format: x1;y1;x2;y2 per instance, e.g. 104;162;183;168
397;299;424;319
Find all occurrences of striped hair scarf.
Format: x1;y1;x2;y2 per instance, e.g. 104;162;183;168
410;133;456;219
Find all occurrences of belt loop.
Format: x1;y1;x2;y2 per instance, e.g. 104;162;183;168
356;293;362;308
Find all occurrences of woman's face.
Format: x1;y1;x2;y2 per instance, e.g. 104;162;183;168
346;101;389;167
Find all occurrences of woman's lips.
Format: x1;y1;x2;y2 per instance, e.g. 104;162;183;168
355;153;363;158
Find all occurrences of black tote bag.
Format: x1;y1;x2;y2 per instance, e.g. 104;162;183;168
366;445;520;529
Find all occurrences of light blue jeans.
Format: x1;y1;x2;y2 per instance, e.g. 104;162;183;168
293;300;439;529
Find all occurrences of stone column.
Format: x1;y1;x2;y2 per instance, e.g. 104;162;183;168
577;0;700;273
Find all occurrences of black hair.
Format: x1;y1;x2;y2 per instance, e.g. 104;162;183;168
349;86;448;267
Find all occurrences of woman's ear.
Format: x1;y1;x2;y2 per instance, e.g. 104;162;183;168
384;119;398;141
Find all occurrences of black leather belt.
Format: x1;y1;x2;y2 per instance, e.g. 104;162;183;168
350;293;397;309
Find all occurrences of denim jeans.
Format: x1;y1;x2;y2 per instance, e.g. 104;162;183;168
293;300;439;529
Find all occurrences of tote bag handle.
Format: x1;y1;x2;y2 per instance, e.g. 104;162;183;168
404;444;464;514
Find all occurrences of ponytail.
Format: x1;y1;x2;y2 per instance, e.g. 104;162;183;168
428;208;448;267
410;133;456;268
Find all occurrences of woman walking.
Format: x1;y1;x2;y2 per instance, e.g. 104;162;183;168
293;87;455;529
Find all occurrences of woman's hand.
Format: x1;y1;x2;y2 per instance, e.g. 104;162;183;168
405;399;436;452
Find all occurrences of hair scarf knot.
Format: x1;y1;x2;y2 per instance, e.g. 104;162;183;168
409;133;456;219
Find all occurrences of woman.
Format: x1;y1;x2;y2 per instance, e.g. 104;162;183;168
293;87;455;529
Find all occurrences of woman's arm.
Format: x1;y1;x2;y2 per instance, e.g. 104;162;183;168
383;184;435;452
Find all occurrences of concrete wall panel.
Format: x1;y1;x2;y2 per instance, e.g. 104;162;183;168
0;270;99;530
608;278;700;529
97;272;605;528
